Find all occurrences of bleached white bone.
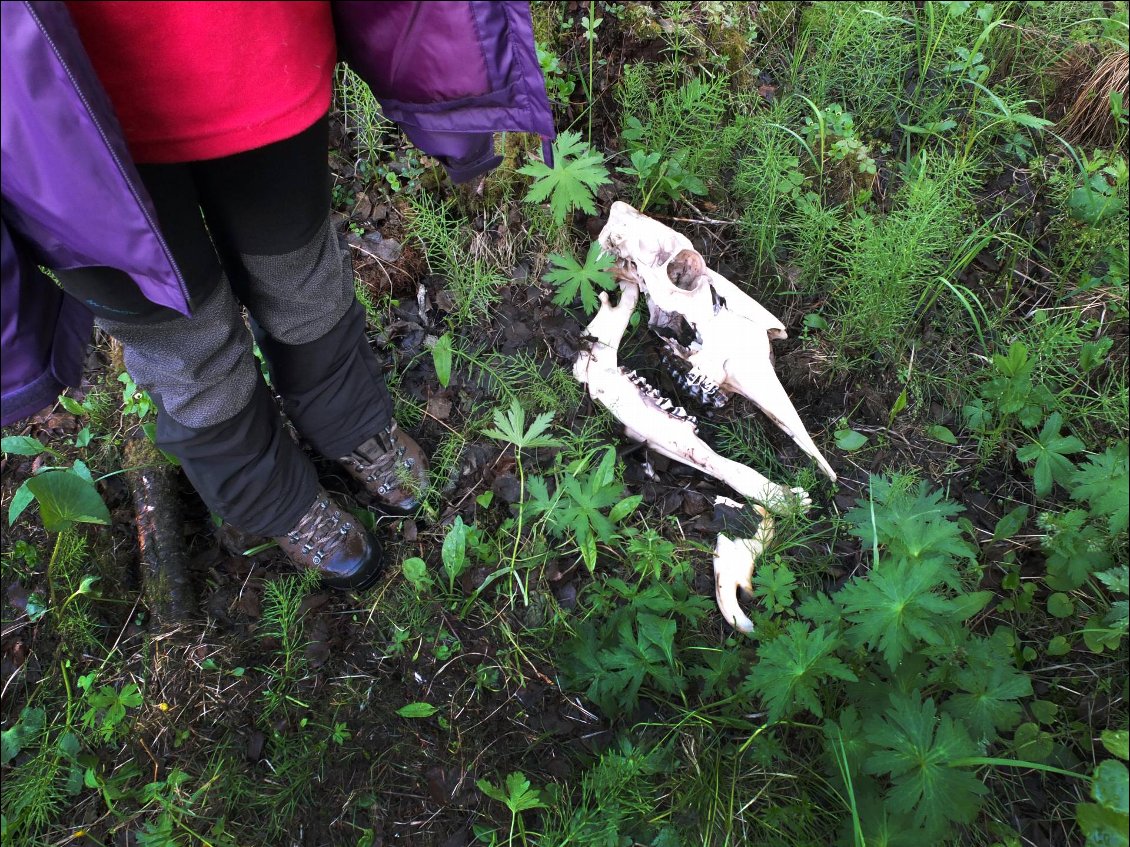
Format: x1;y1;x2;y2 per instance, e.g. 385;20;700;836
598;201;837;482
574;285;810;514
713;497;774;634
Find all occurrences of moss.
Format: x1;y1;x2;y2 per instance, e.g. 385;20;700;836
531;0;563;50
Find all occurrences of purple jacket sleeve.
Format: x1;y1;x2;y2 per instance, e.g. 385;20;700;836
332;1;555;183
1;218;93;426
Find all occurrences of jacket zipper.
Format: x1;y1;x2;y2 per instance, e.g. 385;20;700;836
29;3;192;311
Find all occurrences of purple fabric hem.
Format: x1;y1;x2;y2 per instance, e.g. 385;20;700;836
0;291;92;427
1;368;64;427
446;153;504;184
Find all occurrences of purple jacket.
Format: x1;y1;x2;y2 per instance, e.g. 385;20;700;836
0;0;554;426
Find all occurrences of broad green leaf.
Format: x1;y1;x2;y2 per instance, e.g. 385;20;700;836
401;557;433;592
608;494;643;524
1047;635;1071;656
1012;721;1054;762
591;446;616;488
926;424;958;445
1;435;51;456
58;394;87;415
863;691;986;832
25;470;110;532
1009;113;1054;130
1080;337;1114;373
543;242;617;315
888;388;908;425
835;429;868;451
1102;730;1130;760
1030;700;1059;725
1047;592;1074;618
1069;183;1122;225
993;504;1029;541
396;702;437;718
1;706;44;765
745;622;857;720
7;481;35;527
943;657;1032;740
1077;801;1129;847
476;777;508;805
838;557;965;670
502;771;546;812
1015;413;1085;497
579;533;598;573
847;478;976;565
518;130;610;224
1094;760;1129;815
482;400;561;451
442;516;468;584
1070;443;1129;535
431;333;453;388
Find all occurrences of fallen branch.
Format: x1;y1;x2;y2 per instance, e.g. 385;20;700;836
122;437;197;623
110;339;196;622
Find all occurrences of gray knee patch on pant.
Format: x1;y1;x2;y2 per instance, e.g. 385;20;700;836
240;216;354;345
97;278;259;429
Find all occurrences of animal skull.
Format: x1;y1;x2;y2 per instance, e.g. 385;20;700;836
598;201;837;482
572;202;838;631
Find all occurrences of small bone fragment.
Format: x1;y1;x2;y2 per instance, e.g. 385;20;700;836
712;497;774;634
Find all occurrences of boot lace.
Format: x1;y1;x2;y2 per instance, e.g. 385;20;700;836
284;497;353;566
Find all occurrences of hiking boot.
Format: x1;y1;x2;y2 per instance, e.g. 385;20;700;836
337;423;429;511
274;489;383;590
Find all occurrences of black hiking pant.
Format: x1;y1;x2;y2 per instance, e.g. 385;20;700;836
53;115;393;536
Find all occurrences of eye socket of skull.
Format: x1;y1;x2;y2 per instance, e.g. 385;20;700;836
666;249;708;291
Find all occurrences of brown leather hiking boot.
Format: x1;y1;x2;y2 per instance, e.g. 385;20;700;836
337;423;429;511
274;489;383;590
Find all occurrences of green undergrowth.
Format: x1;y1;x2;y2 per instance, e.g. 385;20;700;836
4;1;1129;845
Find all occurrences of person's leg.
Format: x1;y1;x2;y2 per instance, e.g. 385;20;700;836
189;116;391;455
52;164;319;537
189;115;427;508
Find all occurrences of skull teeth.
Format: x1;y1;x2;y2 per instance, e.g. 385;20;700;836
658;353;731;410
625;369;697;425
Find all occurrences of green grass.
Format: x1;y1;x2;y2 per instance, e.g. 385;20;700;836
3;3;1129;845
405;192;508;325
822;150;979;360
334;64;394;169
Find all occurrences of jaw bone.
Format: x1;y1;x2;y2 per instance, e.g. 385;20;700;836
597;201;837;482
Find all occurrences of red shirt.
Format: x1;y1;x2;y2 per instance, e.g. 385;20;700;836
66;1;336;163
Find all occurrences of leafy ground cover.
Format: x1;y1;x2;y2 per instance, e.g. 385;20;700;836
2;2;1128;845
